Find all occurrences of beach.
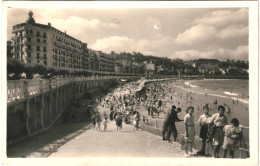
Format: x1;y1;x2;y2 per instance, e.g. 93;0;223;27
134;78;249;158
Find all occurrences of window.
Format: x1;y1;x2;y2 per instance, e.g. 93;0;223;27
37;31;40;36
37;60;40;63
27;52;31;58
28;60;31;63
44;61;47;65
30;30;33;34
37;46;40;51
43;40;46;43
43;47;47;52
27;37;31;42
26;30;28;34
28;45;31;50
37;53;40;59
44;54;46;59
37;39;40;42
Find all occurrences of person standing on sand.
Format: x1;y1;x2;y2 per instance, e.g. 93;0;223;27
209;105;227;158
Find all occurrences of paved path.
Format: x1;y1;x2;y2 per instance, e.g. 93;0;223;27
49;105;186;158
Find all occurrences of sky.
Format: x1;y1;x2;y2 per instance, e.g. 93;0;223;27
7;8;248;61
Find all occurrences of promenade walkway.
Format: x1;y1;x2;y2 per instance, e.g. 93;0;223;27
7;104;186;158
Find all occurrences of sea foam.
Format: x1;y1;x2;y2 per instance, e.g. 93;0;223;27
224;91;239;96
184;82;198;88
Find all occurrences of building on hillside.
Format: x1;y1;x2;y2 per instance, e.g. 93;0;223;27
219;68;226;75
11;10;88;72
132;62;142;74
192;62;196;68
145;62;155;78
198;63;219;75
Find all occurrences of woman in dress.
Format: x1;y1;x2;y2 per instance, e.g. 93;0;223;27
184;106;195;156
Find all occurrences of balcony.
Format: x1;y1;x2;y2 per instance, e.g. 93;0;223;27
25;34;34;37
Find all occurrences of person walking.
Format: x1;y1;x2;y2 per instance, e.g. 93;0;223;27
96;113;102;131
209;105;227;158
91;112;97;130
133;112;141;131
103;117;110;131
116;113;123;131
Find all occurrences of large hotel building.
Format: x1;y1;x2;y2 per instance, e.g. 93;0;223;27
11;11;115;72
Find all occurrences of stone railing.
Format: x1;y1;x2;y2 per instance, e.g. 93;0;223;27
7;76;139;104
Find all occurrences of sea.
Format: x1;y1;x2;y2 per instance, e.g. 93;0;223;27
171;79;249;127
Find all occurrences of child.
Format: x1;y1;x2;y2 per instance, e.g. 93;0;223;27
223;118;241;158
116;114;123;131
197;106;212;156
103;117;109;131
184;106;195;156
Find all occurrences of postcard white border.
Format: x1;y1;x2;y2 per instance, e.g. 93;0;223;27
1;1;258;166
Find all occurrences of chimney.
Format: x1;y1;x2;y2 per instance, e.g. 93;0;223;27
48;22;51;26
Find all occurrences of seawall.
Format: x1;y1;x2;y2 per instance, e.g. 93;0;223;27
7;76;140;147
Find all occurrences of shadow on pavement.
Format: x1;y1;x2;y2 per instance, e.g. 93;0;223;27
7;122;92;158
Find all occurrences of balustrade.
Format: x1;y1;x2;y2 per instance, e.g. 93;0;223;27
7;75;140;103
7;80;25;102
27;80;41;96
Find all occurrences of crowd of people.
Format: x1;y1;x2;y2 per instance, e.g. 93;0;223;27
89;79;244;158
90;81;144;132
161;104;242;158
